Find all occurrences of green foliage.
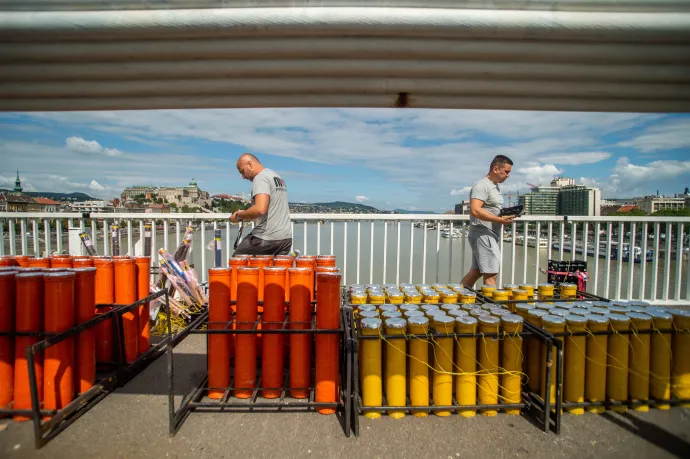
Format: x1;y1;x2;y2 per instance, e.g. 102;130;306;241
611;209;648;217
652;208;690;217
215;198;247;214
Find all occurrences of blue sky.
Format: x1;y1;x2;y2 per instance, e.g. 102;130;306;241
1;109;689;212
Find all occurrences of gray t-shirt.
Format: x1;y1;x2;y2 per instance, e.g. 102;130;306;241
250;169;292;241
468;176;503;238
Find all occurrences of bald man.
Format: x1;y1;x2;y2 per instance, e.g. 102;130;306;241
230;153;292;256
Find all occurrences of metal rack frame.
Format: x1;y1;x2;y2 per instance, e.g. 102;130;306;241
167;302;352;437
347;305;560;436
1;289;202;448
549;327;690;415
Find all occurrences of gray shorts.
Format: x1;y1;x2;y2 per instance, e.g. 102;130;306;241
468;231;501;274
233;233;292;257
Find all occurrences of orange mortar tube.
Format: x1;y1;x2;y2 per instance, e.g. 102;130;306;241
228;257;249;358
229;257;250;308
72;258;94;268
29;258;51;269
94;258;115;363
262;267;287;398
315;271;341;414
135;257;151;355
248;256;272;303
0;256;17;266
113;258;138;363
288;267;313;398
50;256;73;269
272;257;294;303
43;272;76;414
73;268;96;394
295;257;316;302
316;255;337;267
15;256;34;267
208;268;232;399
235;267;259;398
0;271;16;410
14;272;44;421
315;267;339;294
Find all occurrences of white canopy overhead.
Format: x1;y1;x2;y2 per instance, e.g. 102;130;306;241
1;1;689;112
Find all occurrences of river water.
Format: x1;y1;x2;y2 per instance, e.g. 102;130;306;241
4;221;687;301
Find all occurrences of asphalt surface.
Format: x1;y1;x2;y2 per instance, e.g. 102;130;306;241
1;334;689;459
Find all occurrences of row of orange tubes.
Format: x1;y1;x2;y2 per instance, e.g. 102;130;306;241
0;254;150;420
208;255;340;414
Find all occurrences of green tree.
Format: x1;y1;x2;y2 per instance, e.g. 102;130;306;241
181;204;192;213
611;209;648;217
652;208;690;217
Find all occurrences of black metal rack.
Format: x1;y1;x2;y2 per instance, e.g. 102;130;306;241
346;304;561;436
167;303;353;437
2;289;204;448
471;287;690;429
547;326;690;416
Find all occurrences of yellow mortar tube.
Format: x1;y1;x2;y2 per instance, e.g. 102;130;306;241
649;310;673;410
537;283;555;304
564;314;587;415
492;289;511;303
478;315;501;416
407;316;430;417
585;314;609;413
460;292;477;304
360;317;383;419
501;314;524;415
455;316;478;417
432;315;455;417
560;283;577;300
627;312;652;412
481;285;496;299
607;314;631;413
671;310;690;407
384;318;407;419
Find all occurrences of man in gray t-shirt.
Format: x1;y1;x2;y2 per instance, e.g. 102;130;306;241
231;153;292;256
461;155;516;289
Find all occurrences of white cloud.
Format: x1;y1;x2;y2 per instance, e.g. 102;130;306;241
65;136;122;156
0;174;36;192
577;157;690;197
89;180;105;191
617;118;690;153
611;157;690;195
450;187;471;196
355;195;370;202
514;163;563;188
3;109;686;208
540;152;611;165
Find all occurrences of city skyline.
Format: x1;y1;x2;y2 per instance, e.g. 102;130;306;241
1;109;688;212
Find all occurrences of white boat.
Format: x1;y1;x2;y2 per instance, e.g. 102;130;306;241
441;228;463;238
527;236;549;248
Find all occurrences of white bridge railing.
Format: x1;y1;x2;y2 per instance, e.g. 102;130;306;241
1;212;688;305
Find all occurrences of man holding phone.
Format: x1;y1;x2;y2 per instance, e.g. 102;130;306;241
461;155;516;289
230;153;292;256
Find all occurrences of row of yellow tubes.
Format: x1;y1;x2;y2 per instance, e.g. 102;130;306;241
357;305;690;418
359;312;524;418
528;308;690;414
350;282;572;305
